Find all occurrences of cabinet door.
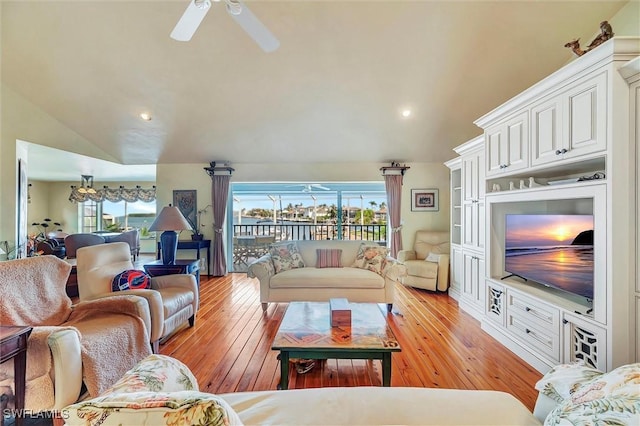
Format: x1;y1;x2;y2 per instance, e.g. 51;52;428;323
462;153;480;202
531;96;563;166
450;246;463;297
463;200;484;251
565;71;607;158
485;112;528;176
462;253;485;308
562;312;607;371
486;124;504;176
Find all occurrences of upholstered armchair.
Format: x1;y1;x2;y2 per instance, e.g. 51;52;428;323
0;255;152;413
397;230;450;291
76;242;199;353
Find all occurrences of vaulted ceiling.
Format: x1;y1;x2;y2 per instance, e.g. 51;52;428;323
1;0;631;178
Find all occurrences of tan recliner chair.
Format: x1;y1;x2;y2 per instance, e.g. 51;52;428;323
76;242;199;352
397;230;450;291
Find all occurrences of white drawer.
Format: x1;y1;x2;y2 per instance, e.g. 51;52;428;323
506;314;561;362
507;291;560;335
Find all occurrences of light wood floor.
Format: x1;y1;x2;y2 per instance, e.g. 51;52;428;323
159;273;543;411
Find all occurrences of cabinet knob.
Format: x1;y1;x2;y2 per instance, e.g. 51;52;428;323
562;319;568;325
555;150;562;155
525;328;531;334
525;307;531;312
562;148;568;154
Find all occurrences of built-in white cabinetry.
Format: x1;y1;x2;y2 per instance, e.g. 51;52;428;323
486;111;529;176
531;71;608;167
447;136;485;319
447;38;639;374
620;56;640;363
445;157;463;300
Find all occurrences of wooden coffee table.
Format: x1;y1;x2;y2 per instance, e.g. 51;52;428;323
272;302;401;390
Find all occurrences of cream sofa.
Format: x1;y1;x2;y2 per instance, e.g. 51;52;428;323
63;355;640;425
247;240;407;312
62;354;539;425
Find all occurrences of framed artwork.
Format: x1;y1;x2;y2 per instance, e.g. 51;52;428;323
411;188;439;212
173;190;197;230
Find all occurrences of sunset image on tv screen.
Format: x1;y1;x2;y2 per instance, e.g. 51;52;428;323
505;214;594;300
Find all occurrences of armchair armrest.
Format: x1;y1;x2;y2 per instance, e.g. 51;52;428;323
396;250;416;263
48;328;84;409
72;295;152;342
436;253;450;291
151;274;199;313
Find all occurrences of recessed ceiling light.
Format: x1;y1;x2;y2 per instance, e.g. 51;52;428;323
139;112;152;121
401;109;412;118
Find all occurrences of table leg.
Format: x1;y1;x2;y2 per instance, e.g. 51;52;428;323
278;351;289;390
14;350;27;426
382;352;392;387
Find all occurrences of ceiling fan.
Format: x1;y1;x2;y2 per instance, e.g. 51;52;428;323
287;184;332;193
170;0;280;52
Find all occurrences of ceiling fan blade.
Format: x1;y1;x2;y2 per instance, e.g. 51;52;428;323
227;1;280;52
170;0;212;42
311;184;331;191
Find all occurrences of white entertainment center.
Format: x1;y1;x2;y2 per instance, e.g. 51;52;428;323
445;37;640;374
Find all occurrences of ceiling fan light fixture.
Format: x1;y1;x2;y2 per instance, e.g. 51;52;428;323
225;0;242;16
194;0;212;11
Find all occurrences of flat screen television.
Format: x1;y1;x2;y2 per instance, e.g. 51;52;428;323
504;214;594;300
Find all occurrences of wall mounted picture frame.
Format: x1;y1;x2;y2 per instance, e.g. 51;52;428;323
173;190;197;230
411;188;439;212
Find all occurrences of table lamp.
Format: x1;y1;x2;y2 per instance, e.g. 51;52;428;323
149;205;192;265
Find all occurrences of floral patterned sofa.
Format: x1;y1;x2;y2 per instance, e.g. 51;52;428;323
61;354;640;425
247;240;407;313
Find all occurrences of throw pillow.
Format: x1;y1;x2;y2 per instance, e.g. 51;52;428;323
425;252;441;263
534;361;603;403
316;249;343;268
112;269;152;292
351;243;388;275
62;390;244;426
269;241;306;274
543;363;640;425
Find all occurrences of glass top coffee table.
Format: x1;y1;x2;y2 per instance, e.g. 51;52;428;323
272;302;401;390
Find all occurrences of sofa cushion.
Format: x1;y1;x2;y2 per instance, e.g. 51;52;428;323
543;363;640;425
404;260;438;279
269;241;305;273
111;269;152;292
316;248;343;268
63;390;244;426
270;267;385;289
351;243;389;275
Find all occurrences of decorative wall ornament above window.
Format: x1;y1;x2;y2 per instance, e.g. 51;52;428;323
68;175;156;203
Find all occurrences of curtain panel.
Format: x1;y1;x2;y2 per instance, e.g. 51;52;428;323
384;174;403;258
209;174;231;276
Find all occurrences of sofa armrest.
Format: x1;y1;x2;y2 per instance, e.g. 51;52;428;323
383;257;408;282
48;328;84;410
396;250;416;263
436;254;450;291
151;274;200;313
95;290;163;343
247;254;275;281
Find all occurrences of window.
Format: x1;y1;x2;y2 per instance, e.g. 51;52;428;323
80;201;99;233
228;182;387;271
102;200;156;232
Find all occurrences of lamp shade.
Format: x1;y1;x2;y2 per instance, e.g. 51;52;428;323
149;205;192;232
150;205;192;265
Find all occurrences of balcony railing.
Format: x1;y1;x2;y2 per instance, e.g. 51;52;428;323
232;223;387;244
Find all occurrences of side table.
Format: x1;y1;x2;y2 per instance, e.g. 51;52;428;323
0;325;33;426
156;240;211;277
144;259;201;287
